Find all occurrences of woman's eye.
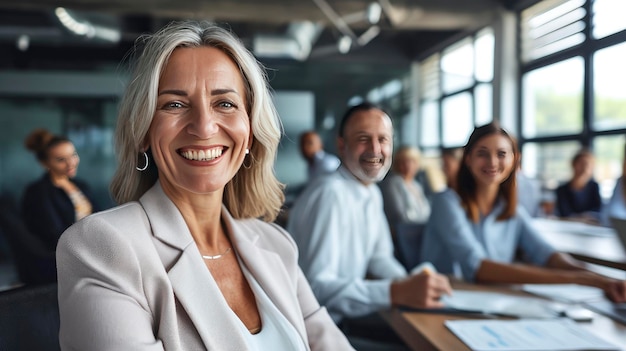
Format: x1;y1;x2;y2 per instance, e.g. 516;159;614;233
167;102;183;109
218;101;235;109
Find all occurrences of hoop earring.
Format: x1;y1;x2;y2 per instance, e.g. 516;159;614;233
136;151;149;171
242;152;252;169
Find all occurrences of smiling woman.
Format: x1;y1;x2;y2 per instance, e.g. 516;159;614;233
55;20;354;350
420;122;626;303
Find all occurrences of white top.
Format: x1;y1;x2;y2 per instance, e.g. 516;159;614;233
239;262;307;351
287;166;407;323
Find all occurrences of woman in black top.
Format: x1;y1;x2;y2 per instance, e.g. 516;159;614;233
21;128;99;252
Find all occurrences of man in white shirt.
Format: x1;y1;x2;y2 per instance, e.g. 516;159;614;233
287;102;451;350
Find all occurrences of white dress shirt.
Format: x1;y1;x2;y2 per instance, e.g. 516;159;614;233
287;166;407;323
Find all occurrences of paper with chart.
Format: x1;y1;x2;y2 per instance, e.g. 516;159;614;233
445;319;619;351
441;290;562;318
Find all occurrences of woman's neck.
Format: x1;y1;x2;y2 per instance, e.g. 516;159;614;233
50;173;71;188
160;181;226;250
475;184;499;216
570;174;590;190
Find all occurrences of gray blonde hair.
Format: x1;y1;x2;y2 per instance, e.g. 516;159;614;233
110;20;285;221
391;145;421;173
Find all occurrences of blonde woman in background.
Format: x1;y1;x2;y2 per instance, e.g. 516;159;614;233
379;145;431;229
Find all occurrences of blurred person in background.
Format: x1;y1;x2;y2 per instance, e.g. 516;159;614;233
555;148;602;223
22;128;98;253
441;147;463;190
379;145;431;229
299;130;341;181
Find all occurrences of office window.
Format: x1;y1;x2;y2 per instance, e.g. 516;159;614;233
475;83;492;126
594;134;626;199
441;38;474;94
522;140;581;189
420;100;439;148
442;92;473;147
519;0;626;200
520;0;586;62
418;27;494;151
522;57;584;138
593;42;626;131
475;28;494;82
592;0;626;39
420;54;440;100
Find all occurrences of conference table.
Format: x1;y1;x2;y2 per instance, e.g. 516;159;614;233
381;280;626;351
531;217;626;271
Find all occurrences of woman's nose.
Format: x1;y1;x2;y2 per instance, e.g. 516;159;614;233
188;106;219;138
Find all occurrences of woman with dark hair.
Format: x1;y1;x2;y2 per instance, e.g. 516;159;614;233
21;128;98;252
555;148;602;222
421;122;626;302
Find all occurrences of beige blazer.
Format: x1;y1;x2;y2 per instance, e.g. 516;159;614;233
57;183;353;351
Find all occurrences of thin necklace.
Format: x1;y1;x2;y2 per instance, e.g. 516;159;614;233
201;247;232;260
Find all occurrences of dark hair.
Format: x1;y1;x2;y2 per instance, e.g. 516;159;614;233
24;128;71;162
571;147;593;166
338;102;386;137
456;122;519;223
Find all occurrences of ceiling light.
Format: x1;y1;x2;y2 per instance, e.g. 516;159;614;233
16;34;29;51
367;2;383;24
337;35;352;54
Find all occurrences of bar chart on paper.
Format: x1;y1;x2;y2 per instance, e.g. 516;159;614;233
444;319;619;351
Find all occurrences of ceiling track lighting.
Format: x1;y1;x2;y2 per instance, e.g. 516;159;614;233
54;7;120;43
311;0;382;54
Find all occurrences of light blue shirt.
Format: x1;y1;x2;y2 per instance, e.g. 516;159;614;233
420;189;556;281
602;177;626;225
287;166;407;323
309;150;341;180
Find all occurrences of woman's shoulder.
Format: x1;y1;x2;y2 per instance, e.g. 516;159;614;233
433;188;460;202
61;202;146;242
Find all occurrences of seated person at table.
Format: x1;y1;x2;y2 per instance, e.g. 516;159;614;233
555;148;602;223
441;147;463;190
288;102;451;349
379;145;431;229
56;20;353;350
421;122;626;302
299;130;341;181
602;142;626;224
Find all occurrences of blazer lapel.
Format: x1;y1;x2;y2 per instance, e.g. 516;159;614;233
224;212;308;341
140;183;248;350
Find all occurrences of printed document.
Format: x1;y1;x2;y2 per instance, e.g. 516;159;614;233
445;319;619;351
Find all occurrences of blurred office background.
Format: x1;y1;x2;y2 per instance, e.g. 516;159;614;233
0;0;625;212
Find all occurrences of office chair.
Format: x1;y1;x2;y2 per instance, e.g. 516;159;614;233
0;283;60;350
393;222;426;271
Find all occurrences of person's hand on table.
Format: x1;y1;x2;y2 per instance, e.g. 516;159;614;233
390;263;453;309
604;279;626;303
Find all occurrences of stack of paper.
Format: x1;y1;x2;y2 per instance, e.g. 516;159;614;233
441;290;562;319
522;284;605;303
445;319;619;351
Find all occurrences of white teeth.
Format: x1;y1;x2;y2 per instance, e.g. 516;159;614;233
181;148;223;161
